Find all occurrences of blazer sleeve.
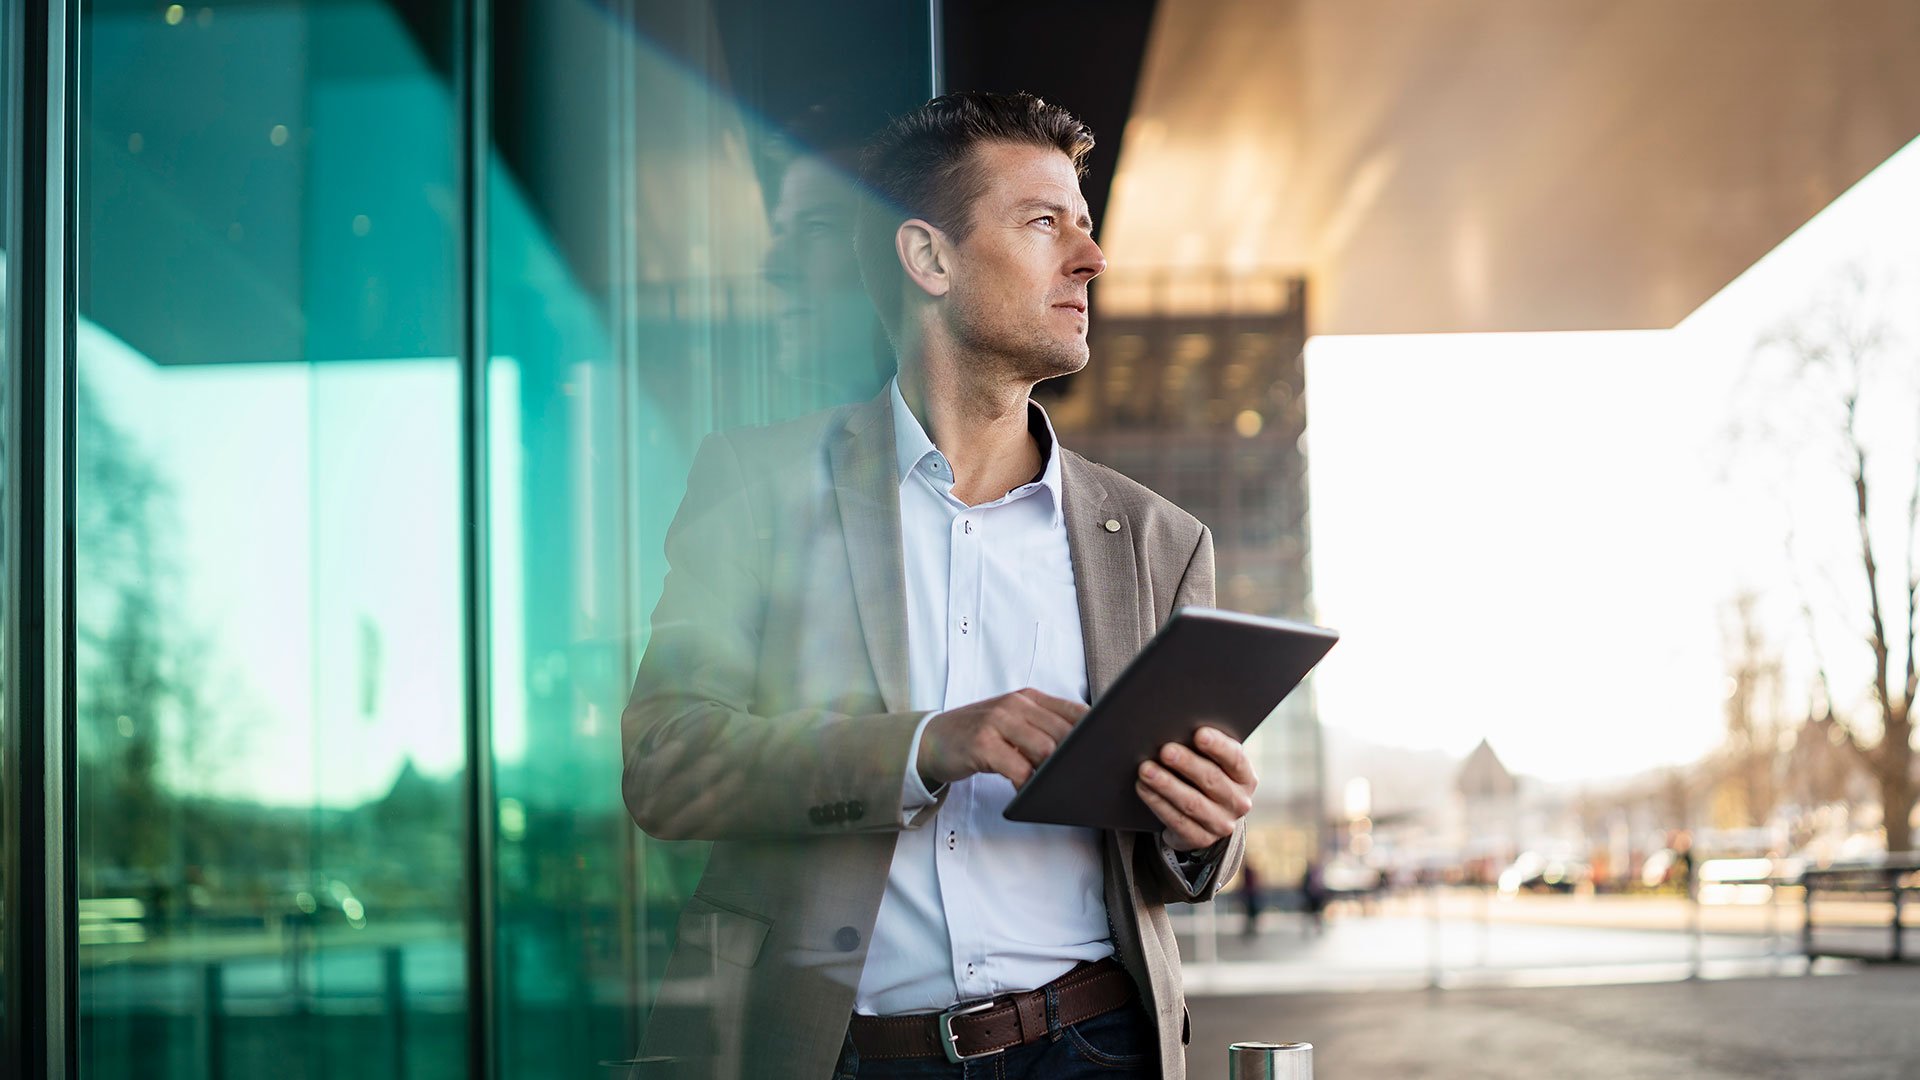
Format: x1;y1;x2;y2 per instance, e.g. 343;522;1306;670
620;431;933;842
1138;524;1249;905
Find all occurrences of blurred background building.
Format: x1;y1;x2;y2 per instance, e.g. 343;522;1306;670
5;1;1920;1078
1041;271;1322;877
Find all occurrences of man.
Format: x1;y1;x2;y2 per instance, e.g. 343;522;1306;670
760;105;897;412
623;91;1253;1080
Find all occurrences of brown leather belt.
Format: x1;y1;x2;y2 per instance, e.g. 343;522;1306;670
847;958;1137;1063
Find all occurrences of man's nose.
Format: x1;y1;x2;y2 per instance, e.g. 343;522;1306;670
1075;237;1105;282
1071;233;1107;281
763;232;797;287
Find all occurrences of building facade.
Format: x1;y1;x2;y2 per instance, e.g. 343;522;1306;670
1043;273;1324;881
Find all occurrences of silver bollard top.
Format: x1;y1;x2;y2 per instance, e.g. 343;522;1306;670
1228;1041;1313;1080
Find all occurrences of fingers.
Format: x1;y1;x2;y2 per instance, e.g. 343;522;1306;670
995;717;1057;769
981;731;1036;787
1017;687;1090;724
925;690;1086;788
1194;727;1259;791
1006;684;1082;745
979;693;1074;774
1135;773;1217;851
1137;757;1240;849
1157;736;1254;818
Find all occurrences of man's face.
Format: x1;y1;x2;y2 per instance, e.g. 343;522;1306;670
942;141;1106;381
764;155;878;381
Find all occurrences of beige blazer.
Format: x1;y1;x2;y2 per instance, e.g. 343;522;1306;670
622;389;1244;1079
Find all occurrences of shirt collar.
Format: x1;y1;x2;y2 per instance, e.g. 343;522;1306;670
889;377;1064;523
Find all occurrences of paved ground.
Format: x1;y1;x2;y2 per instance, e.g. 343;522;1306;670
1186;966;1920;1079
1171;902;1799;995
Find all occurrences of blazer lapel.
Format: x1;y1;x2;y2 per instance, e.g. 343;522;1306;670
1061;452;1143;702
829;393;912;713
1064;453;1150;934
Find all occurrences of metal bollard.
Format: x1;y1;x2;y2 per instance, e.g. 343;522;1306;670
1228;1041;1313;1079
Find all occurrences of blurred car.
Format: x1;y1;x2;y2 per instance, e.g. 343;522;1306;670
1497;851;1589;896
1322;855;1385;897
281;878;368;930
1640;847;1678;889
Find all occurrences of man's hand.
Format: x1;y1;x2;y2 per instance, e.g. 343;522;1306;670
918;688;1087;789
1136;726;1257;852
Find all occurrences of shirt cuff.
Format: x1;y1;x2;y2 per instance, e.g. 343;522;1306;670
898;711;946;824
1160;836;1226;896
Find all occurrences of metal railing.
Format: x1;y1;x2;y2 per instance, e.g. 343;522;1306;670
1802;860;1920;962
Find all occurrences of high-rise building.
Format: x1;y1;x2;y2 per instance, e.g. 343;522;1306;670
1043;273;1323;869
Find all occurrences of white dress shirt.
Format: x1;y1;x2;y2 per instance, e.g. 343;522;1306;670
852;379;1114;1016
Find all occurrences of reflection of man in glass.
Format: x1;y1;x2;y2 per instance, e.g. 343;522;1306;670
623;92;1251;1080
763;110;895;408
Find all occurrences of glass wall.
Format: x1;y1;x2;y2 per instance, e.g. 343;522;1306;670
484;3;929;1071
75;2;470;1076
67;0;933;1076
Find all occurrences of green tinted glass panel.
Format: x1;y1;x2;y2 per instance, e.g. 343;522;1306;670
67;0;933;1074
484;1;929;1073
75;3;468;1077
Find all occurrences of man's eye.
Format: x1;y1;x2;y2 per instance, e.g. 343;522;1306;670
1032;215;1055;228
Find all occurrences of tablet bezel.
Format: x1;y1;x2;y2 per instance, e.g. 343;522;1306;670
1001;606;1338;832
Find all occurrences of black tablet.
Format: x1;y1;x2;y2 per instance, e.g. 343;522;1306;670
1002;607;1339;832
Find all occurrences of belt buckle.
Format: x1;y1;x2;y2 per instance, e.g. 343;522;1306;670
937;999;1001;1064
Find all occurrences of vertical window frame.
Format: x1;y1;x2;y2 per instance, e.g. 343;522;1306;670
3;0;79;1078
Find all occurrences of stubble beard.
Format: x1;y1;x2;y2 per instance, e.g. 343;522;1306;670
948;295;1090;387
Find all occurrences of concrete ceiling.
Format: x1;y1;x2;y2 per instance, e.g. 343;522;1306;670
1099;0;1920;334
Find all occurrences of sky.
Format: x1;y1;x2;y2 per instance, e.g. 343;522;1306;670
1304;135;1920;784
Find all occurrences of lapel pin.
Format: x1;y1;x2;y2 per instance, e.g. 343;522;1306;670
1103;518;1121;533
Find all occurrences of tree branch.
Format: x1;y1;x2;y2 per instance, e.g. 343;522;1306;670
1845;393;1895;732
1903;449;1919;713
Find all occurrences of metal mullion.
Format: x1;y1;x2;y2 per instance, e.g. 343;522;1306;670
5;0;77;1078
928;0;944;98
0;0;20;1073
607;0;650;1052
455;0;499;1077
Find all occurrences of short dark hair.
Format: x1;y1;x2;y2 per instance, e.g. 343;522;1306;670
854;91;1096;342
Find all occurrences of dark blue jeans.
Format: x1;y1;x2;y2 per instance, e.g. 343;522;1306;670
833;999;1158;1079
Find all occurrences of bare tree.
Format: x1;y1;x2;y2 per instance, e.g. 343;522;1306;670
1745;267;1918;853
1718;592;1783;827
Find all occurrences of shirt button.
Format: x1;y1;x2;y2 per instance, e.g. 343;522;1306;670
959;617;969;634
963;519;973;534
947;831;956;851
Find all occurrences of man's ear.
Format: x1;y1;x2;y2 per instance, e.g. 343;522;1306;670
895;219;951;299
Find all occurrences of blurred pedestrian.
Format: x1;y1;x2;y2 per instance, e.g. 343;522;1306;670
1300;860;1327;936
1242;860;1264;936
